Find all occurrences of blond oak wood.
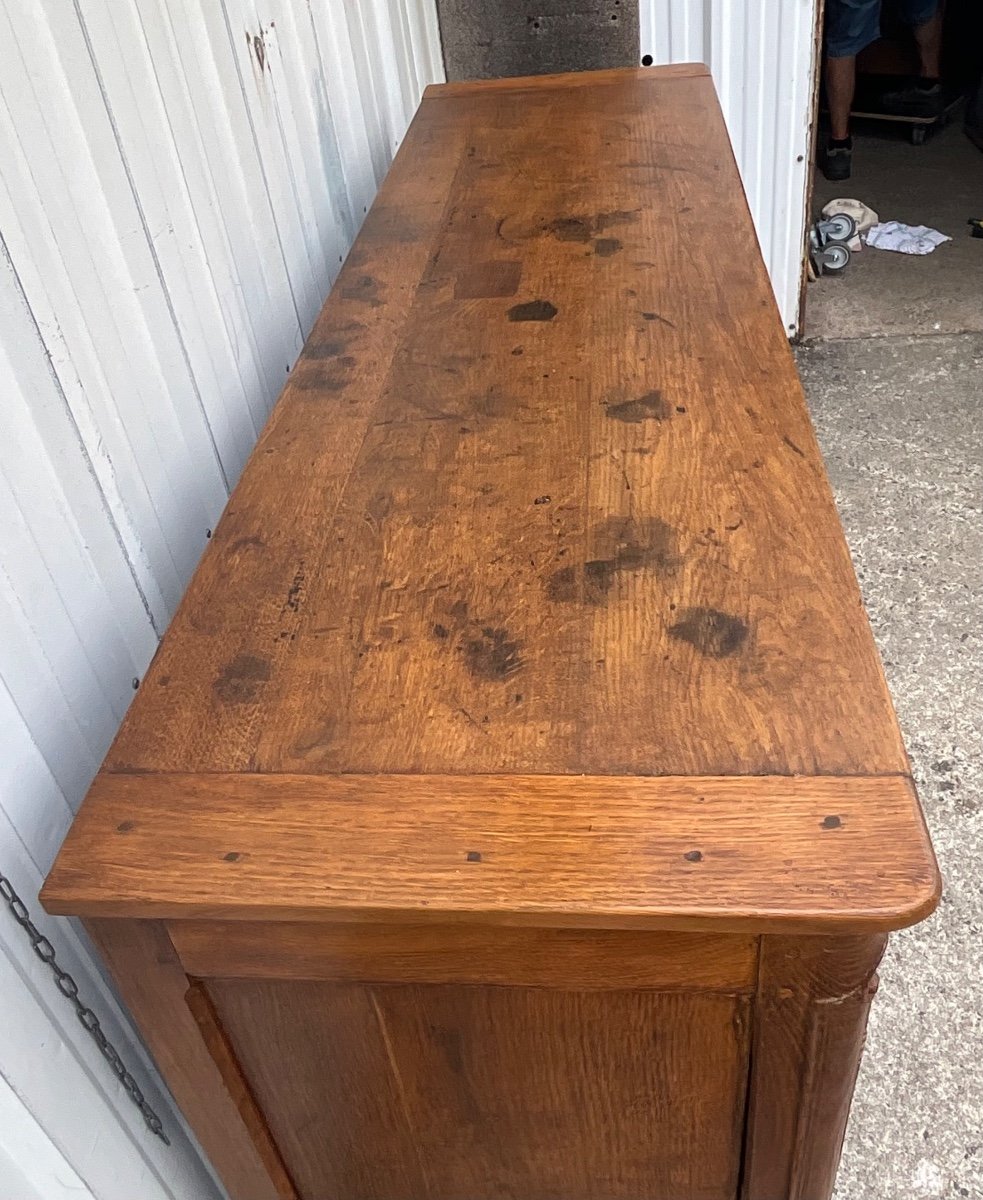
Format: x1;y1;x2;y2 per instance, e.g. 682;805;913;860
95;66;911;782
742;935;888;1200
83;919;295;1200
422;62;710;97
207;979;751;1200
168;921;759;990
183;983;299;1199
43;773;938;932
41;67;941;1200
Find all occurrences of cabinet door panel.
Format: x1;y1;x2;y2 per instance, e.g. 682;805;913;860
207;979;749;1200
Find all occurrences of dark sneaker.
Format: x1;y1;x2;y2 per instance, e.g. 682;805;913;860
821;141;852;182
880;80;943;119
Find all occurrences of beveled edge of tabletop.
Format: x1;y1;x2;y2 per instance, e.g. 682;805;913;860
422;63;710;100
41;772;940;935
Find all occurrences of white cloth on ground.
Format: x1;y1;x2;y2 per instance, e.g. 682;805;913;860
865;221;951;255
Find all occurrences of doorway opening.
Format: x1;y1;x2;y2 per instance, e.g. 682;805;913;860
803;0;983;340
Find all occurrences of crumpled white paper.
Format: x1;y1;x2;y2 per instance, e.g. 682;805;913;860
865;221;951;255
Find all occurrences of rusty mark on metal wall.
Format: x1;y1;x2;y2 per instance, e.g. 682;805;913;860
246;29;266;72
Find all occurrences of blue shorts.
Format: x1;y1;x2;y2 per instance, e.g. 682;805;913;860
826;0;939;58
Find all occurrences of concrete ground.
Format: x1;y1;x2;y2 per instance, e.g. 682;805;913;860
807;117;983;340
805;123;982;1196
797;334;983;1199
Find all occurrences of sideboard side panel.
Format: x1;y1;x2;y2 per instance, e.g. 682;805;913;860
208;978;752;1200
84;918;296;1200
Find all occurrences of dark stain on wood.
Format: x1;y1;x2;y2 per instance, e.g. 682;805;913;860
341;274;384;307
466;850;482;862
605;390;670;423
821;815;843;830
213;654;271;704
594;237;623;257
223;852;242;862
668;608;749;659
684;850;704;862
508;299;557;322
641;311;676;328
304;340;347;358
472;385;511;418
547;210;639;243
548;216;593;242
361;209;424;246
366;492;392;523
427;1022;469;1088
455;260;522;299
463;627;524;681
594;209;639;230
289;361;354;392
547;516;678;604
282;570;304;614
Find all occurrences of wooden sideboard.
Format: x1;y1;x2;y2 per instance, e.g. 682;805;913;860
43;65;940;1200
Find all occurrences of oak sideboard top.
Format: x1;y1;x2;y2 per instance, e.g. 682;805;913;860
43;66;939;934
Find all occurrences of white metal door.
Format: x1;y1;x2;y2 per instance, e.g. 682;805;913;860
641;0;821;335
0;1;443;1195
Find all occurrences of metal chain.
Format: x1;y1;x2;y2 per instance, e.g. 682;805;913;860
0;870;170;1144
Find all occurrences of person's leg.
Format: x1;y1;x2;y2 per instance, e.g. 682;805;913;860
826;54;858;141
881;2;944;115
822;0;881;179
912;5;942;79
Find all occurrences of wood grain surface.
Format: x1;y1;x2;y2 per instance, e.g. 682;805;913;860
183;983;299;1199
84;919;295;1200
42;68;940;1200
44;773;938;931
169;921;758;990
742;935;887;1200
422;62;710;97
207;978;750;1200
99;66;910;781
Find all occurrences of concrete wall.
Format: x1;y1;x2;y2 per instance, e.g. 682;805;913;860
438;0;640;80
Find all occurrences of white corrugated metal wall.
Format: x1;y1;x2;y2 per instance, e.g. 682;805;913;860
0;2;442;1196
642;0;821;335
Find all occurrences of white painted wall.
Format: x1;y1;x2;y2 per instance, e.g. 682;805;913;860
641;0;821;335
0;0;442;1194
